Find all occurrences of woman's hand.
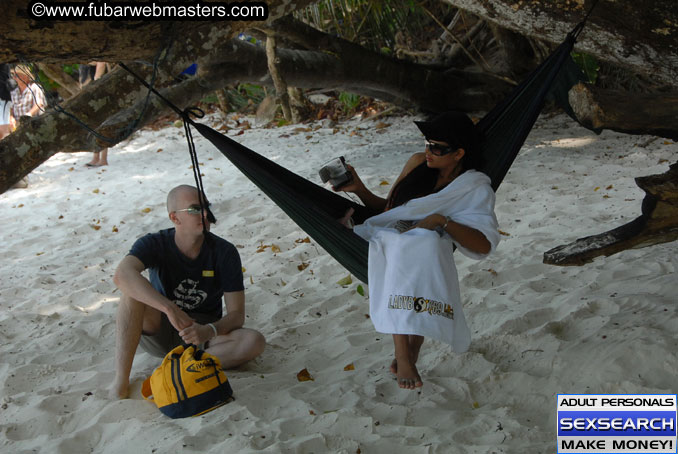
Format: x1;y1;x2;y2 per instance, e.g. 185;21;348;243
404;214;446;232
334;164;365;193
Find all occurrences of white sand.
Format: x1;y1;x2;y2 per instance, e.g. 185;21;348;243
0;112;676;453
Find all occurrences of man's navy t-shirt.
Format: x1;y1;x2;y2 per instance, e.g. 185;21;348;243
128;228;244;320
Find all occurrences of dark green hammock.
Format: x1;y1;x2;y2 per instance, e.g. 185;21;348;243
193;30;584;284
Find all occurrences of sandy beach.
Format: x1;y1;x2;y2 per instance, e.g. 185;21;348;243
0;110;676;453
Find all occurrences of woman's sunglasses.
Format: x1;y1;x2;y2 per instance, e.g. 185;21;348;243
425;141;456;156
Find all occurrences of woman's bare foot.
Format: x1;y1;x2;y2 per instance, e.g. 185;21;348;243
390;358;398;375
395;358;423;389
392;334;425;389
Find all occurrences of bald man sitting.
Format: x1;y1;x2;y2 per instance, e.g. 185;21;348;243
110;185;265;399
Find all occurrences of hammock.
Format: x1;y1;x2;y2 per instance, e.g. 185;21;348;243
192;28;584;283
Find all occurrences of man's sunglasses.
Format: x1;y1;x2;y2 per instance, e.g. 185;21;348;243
175;203;217;223
425;141;456;156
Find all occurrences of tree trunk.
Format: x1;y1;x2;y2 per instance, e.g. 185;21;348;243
0;0;314;63
442;0;678;87
0;37;513;193
569;82;678;140
265;34;293;121
543;161;678;266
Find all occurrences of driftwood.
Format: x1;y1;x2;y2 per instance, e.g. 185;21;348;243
569;82;678;140
544;161;678;266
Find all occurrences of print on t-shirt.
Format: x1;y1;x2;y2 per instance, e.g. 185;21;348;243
173;278;208;310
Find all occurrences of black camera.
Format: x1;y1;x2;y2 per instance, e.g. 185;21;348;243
319;156;353;189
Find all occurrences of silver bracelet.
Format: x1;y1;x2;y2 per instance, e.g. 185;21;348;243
442;216;451;230
207;322;218;339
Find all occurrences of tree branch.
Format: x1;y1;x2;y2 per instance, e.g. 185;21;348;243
544;161;678;265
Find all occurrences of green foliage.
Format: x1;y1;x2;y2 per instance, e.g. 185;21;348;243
339;91;361;112
571;52;599;84
36;70;59;92
223;83;266;111
200;93;220;104
295;0;439;51
356;284;365;296
62;64;79;76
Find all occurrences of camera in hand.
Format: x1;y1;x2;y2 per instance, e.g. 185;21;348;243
319;156;353;189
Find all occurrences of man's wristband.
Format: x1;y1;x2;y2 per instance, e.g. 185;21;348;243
442;216;452;230
207;322;218;339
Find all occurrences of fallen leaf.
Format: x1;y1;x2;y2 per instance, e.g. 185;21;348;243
58;215;64;219
36;252;44;256
594;186;600;191
91;225;101;230
157;148;163;153
498;230;511;236
309;410;316;415
295;237;311;244
298;262;309;271
336;274;352;286
242;267;247;273
250;276;254;285
297;368;314;382
606;185;613;190
356;284;365;296
280;278;287;286
17;204;24;208
112;226;119;233
486;269;498;276
141;208;152;213
473;401;479;409
68;167;74;171
379;180;389;186
92;188;99;193
271;244;281;253
603;194;610;199
551;186;558;190
375;122;390;129
344;363;355;371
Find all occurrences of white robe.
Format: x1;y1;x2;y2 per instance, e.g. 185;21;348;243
353;170;500;352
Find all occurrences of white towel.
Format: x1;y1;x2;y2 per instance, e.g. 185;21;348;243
354;170;500;351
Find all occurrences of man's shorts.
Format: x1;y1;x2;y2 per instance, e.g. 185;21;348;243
139;312;218;358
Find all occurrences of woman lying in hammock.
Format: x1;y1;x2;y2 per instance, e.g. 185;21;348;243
340;111;501;390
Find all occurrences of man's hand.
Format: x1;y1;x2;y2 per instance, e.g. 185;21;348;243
179;323;213;345
166;306;195;332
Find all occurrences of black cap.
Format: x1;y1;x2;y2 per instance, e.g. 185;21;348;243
414;111;480;155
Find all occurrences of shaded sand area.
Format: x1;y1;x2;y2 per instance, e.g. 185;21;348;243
0;112;676;453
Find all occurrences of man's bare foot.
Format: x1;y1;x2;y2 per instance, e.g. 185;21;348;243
109;379;130;400
396;359;423;390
